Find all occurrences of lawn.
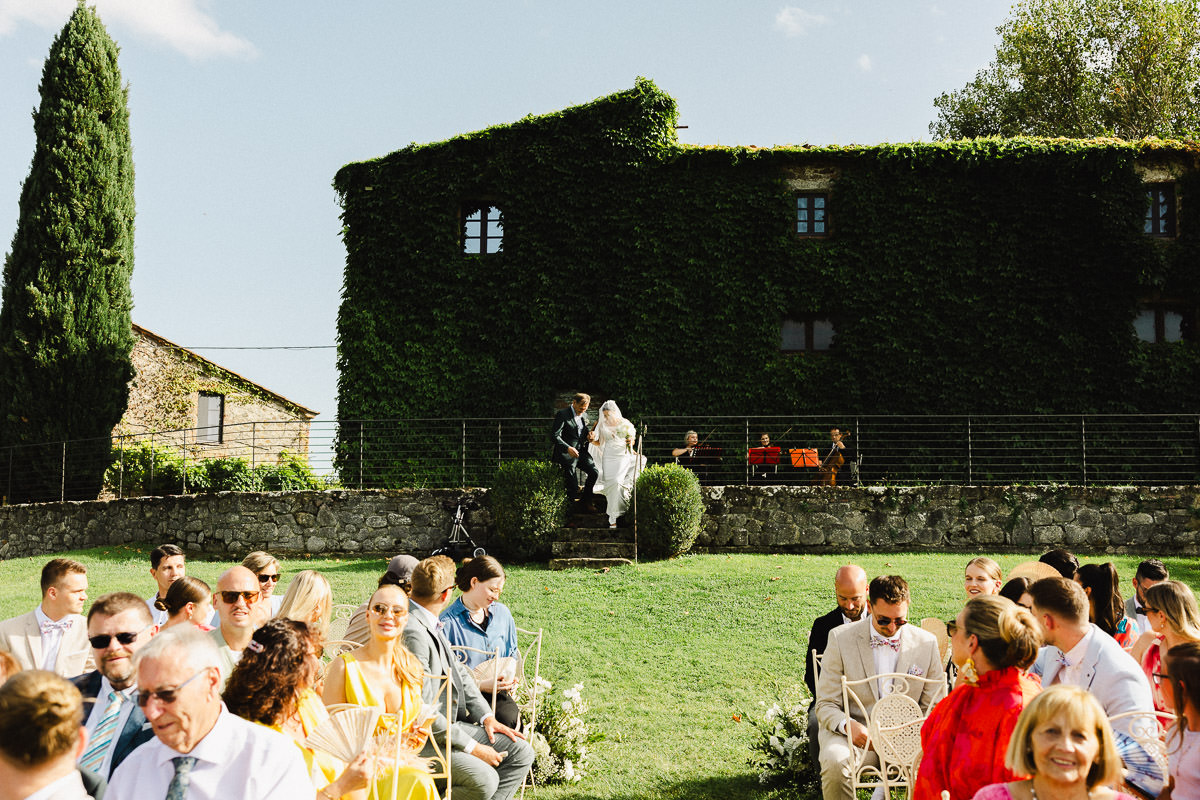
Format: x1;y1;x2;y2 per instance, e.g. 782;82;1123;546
2;548;1194;800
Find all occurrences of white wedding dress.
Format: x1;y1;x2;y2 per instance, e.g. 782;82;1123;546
589;433;645;527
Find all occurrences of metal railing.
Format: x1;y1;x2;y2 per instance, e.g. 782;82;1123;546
1;414;1198;503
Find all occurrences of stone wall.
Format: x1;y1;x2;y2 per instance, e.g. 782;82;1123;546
0;485;1197;561
697;485;1200;554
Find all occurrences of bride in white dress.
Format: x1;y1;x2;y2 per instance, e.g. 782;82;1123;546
588;400;646;528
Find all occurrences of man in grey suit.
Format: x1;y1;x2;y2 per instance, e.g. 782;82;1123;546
814;575;945;800
1028;576;1159;794
403;555;533;800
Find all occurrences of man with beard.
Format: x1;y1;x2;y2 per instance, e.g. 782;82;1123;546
803;565;868;765
72;592;156;780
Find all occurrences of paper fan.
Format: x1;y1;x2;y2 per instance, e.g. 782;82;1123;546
306;707;381;762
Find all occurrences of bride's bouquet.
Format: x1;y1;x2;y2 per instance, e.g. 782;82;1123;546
616;420;636;453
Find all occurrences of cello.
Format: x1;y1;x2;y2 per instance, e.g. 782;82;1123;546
816;429;851;486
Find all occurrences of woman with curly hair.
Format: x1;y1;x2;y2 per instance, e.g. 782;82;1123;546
223;619;371;800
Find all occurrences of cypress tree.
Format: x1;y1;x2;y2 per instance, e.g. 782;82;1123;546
0;2;135;502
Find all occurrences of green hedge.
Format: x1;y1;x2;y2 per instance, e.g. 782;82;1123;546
488;459;567;561
635;463;703;559
105;443;334;496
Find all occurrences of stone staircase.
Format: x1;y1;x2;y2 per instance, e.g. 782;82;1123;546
548;501;636;570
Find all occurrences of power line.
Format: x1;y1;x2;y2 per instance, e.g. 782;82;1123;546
182;345;336;351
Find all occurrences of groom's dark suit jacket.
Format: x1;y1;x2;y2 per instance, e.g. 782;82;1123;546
70;670;153;779
551;407;594;468
804;608;846;695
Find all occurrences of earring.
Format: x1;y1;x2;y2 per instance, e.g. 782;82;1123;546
960;657;979;686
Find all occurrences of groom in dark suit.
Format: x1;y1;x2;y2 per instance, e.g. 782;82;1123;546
551;393;599;511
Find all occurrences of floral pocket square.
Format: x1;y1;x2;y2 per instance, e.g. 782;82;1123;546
906;665;924;677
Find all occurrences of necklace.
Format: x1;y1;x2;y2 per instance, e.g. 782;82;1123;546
1029;780;1092;800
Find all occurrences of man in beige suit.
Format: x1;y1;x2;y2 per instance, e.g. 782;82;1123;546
0;558;93;678
814;575;945;800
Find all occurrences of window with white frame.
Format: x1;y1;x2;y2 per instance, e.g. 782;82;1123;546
196;392;224;443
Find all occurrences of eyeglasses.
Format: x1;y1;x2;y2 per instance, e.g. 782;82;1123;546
218;590;260;605
257;573;280;584
1153;672;1170;682
945;619;958;635
89;624;151;649
874;616;908;629
137;669;209;707
370;603;407;617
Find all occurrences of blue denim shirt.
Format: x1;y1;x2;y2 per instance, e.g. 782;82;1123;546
439;596;519;667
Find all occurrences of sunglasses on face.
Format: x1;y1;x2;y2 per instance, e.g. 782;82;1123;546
945;619;958;635
1144;606;1159;614
370;604;407;617
89;624;151;649
875;616;908;628
137;668;208;707
257;573;280;584
218;590;260;605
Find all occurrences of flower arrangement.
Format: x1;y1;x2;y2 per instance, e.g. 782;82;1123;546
741;683;820;794
516;677;602;785
616;419;636;452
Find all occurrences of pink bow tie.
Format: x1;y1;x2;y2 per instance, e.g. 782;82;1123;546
870;635;900;652
40;620;71;634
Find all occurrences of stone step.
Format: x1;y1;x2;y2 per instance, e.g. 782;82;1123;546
551;539;637;558
555;525;635;542
549;556;634;571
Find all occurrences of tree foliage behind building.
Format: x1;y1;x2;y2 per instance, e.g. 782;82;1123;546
0;4;135;503
931;0;1200;140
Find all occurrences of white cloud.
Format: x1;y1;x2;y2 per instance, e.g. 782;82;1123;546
857;53;872;72
775;7;829;37
0;0;256;61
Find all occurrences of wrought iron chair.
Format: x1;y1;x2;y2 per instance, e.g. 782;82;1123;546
841;672;943;800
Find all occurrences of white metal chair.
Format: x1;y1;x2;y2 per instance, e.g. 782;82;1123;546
448;644;502;717
919;618;949;666
1108;709;1175;785
327;602;357;642
811;649;823;689
841;672;943;800
421;670;454;800
515;627;543;734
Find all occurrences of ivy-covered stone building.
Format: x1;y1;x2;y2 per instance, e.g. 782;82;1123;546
334;78;1200;423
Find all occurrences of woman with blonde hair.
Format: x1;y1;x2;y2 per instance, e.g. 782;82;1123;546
156;575;214;631
276;570;333;640
972;684;1134;800
1131;580;1200;712
915;595;1042;800
965;557;1003;598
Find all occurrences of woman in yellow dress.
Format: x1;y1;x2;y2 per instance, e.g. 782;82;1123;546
324;581;439;800
223;618;371;799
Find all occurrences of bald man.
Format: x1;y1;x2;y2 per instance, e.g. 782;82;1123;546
803;564;869;765
208;566;266;686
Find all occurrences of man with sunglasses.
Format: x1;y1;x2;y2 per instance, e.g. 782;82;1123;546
814;575;944;800
70;592;156;780
107;626;311;800
208;566;263;686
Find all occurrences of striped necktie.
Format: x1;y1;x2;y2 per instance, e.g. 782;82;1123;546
166;756;197;800
78;691;122;773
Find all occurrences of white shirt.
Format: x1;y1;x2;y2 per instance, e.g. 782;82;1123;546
1054;625;1096;686
82;676;138;778
871;629;903;697
24;770;88;800
107;705;311;800
146;596;168;628
33;606;71;672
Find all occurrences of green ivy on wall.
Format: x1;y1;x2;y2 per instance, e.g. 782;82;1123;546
333;78;1200;481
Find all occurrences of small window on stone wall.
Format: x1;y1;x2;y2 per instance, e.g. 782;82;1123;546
1135;302;1195;343
1145;183;1176;238
197;392;224;443
462;203;503;254
795;193;828;237
781;317;835;353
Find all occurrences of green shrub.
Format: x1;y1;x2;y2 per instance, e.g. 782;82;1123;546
635;463;703;558
489;459;567;562
105;445;336;497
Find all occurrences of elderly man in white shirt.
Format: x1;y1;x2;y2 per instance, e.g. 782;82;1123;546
107;626;311;800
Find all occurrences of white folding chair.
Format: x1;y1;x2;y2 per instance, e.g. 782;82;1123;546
421;671;453;800
811;649;823;689
515;627;543;733
327;603;356;642
1108;709;1175;786
447;644;502;717
841;672;943;800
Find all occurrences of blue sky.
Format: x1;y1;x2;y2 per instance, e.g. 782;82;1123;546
0;0;1014;423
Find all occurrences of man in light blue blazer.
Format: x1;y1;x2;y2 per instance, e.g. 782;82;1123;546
403;555;533;800
1029;576;1158;794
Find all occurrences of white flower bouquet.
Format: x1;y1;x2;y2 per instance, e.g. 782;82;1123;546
515;677;601;785
740;684;820;792
616;420;636;452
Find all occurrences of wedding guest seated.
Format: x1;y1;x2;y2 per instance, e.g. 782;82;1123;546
274;570;333;641
210;566;265;685
999;577;1032;607
440;556;522;729
964;557;1003;598
107;626;312;800
0;558;92;677
1127;558;1169;637
1161;641;1200;800
814;575;945;800
914;595;1042;800
146;544;186;627
224;619;396;800
1038;548;1080;579
344;554;418;646
1076;562;1139;650
0;670;92;800
404;556;533;800
802;565;868;764
73;592;156;780
242;551;284;616
1028;577;1160;796
971;684;1135;800
1131;581;1200;713
157;576;213;632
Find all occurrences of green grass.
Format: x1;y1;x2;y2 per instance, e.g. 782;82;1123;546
6;547;1197;800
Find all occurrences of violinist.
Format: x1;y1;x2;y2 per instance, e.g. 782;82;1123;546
672;430;700;458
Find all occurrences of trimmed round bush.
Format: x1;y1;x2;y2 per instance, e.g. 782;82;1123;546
635;463;703;558
490;459;567;562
